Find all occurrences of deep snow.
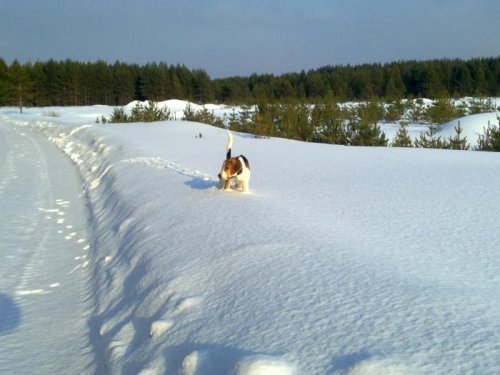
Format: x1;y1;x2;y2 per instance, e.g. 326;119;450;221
1;102;499;375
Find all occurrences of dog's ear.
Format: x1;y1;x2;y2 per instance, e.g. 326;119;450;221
226;149;231;160
232;158;242;175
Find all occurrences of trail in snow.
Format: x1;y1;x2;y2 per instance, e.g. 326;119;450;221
0;122;93;374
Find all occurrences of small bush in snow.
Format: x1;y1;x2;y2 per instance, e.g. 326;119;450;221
43;110;61;117
183;103;225;128
446;123;470;150
425;98;464;125
391;122;412;147
466;97;496;115
476;117;500;151
109;107;128;123
414;125;447;149
130;101;172;122
106;102;172;123
383;100;406;123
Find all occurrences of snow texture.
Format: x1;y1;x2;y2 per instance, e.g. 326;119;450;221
1;101;500;375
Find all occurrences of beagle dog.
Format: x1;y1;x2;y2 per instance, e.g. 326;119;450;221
218;131;251;192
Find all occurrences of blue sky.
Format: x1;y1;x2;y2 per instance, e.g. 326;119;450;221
1;0;499;78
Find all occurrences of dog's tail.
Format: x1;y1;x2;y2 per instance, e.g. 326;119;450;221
226;130;233;159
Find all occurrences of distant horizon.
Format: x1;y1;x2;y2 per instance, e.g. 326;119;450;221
2;54;499;80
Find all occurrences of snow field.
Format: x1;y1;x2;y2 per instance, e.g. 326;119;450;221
2;104;500;374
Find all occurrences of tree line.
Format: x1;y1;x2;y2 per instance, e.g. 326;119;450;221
0;59;213;107
102;98;500;151
1;56;499;107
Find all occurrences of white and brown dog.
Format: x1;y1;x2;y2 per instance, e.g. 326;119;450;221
218;131;250;192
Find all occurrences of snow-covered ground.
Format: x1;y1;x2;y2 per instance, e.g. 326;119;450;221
128;98;500;149
1;103;499;375
0;120;93;373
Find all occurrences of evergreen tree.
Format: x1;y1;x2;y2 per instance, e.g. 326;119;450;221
405;98;427;124
391;122;413;147
107;101;171;123
451;61;473;96
174;64;194;99
329;69;349;100
425;98;463;125
7;60;32;112
476;117;500;151
239;105;255;133
138;62;168;101
191;69;213;103
414;124;448;149
305;72;327;98
447;123;470;150
63;59;84;105
108;107;129;123
170;71;185;99
467;97;496;115
183;103;197;121
0;58;9;105
254;101;275;137
348;118;388;146
469;59;487;95
347;104;388;146
383;99;405;123
112;61;137;105
310;102;348;144
285;104;312;141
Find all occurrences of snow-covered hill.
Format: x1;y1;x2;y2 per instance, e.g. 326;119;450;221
437;111;499;145
1;105;500;375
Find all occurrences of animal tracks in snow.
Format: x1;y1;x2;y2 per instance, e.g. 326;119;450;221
15;282;61;297
38;198;91;275
16;197;91;293
90;156;217;190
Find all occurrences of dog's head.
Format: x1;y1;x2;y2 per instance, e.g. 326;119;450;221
218;158;242;180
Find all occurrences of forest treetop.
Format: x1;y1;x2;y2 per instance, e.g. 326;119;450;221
0;56;499;107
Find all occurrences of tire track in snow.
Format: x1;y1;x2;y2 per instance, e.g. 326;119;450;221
0;123;94;374
12;131;54;296
0;127;49;292
0;127;21;198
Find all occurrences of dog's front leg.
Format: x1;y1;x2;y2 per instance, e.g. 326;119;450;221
240;180;249;192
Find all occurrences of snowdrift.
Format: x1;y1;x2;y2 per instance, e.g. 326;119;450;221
2;106;500;374
436;111;499;145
